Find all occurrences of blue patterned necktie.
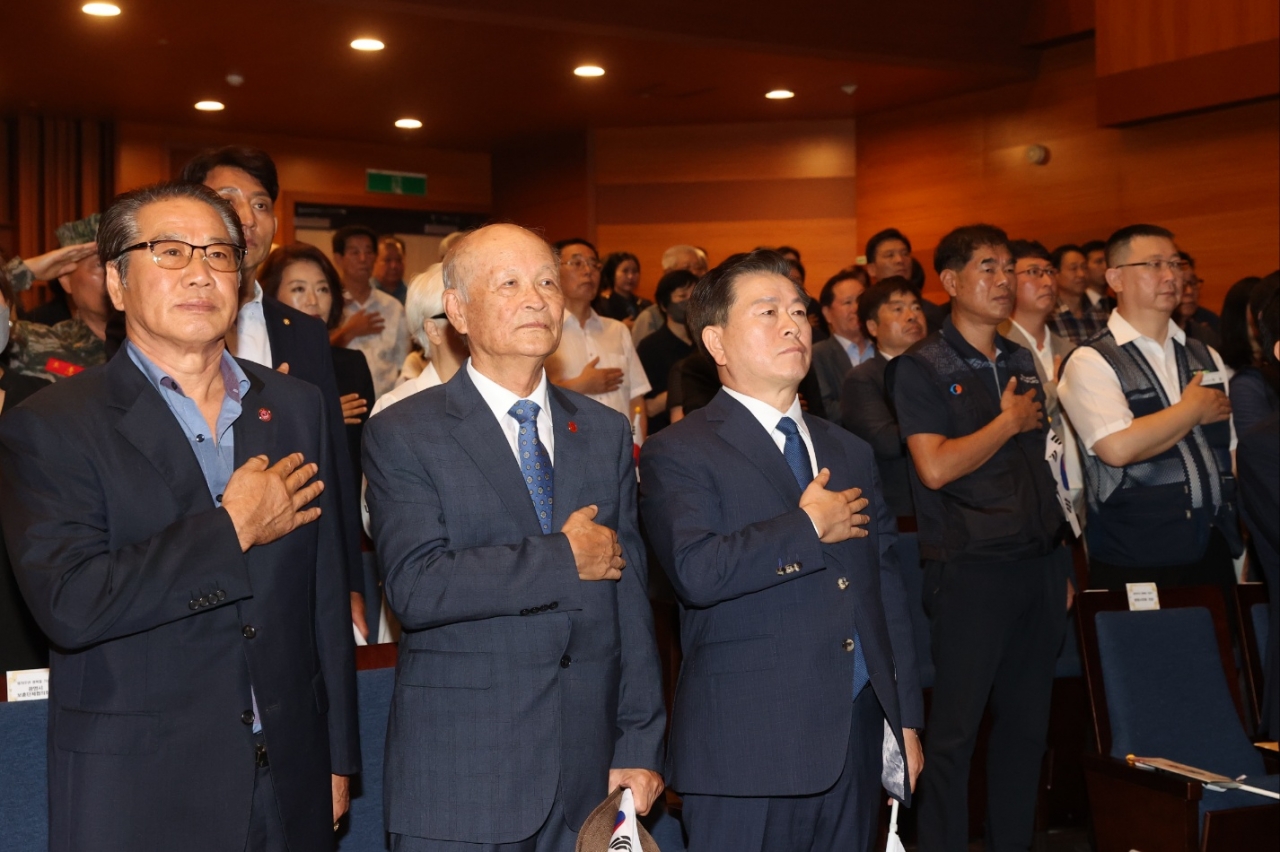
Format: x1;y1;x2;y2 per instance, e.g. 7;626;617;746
776;416;870;699
510;400;554;534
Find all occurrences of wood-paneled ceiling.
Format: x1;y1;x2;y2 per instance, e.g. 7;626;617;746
0;0;1039;150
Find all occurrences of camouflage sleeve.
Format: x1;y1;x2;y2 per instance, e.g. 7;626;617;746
7;319;105;383
4;256;34;293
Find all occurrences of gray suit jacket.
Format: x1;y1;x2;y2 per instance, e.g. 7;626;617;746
811;336;856;422
363;367;665;844
999;320;1074;444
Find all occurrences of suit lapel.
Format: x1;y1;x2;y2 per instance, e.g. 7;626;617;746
446;371;543;537
547;386;583;532
232;365;272;466
708;391;801;506
108;350;214;513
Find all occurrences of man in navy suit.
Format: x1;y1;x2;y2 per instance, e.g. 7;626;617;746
639;249;924;852
0;182;359;852
363;224;665;851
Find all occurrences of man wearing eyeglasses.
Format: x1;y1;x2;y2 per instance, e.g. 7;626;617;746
546;238;651;433
0;182;360;852
1059;224;1240;594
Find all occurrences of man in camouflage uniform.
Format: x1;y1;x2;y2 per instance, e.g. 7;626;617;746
5;214;106;381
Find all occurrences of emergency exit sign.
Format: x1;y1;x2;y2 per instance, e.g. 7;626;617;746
366;169;427;196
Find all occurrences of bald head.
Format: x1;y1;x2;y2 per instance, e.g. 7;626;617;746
443;224;558;301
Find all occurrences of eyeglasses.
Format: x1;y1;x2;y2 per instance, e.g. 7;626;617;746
1113;258;1187;274
114;239;245;273
1016;266;1056;279
563;257;602;272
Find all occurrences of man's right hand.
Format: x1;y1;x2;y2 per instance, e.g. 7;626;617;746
1181;372;1232;425
23;241;97;280
573;357;624;395
1000;377;1043;433
222;453;325;552
799;469;871;544
345;309;386;339
563;505;625;581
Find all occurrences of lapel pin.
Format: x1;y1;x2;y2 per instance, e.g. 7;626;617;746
258;407;273;422
950;383;964;395
283;317;291;326
567;421;577;433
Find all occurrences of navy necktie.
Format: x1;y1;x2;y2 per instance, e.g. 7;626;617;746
510;400;554;534
777;415;870;699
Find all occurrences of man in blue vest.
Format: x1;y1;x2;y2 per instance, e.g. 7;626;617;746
1058;224;1238;593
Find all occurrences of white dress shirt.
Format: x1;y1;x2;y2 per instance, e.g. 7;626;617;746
369;362;442;420
1008;319;1054;381
1058;311;1235;455
467;360;556;466
341;286;410;399
547;309;652;417
722;387;819;477
228;281;273;367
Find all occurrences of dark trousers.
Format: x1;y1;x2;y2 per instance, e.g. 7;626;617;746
391;792;576;852
917;547;1070;852
245;743;290;852
681;686;883;852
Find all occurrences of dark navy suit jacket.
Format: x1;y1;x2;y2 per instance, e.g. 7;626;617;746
639;389;924;799
0;350;360;852
363;367;665;844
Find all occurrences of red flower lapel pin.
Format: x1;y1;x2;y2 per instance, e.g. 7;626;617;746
258;407;272;422
567;421;578;433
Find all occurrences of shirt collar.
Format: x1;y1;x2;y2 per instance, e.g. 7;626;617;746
466;359;551;423
564;309;603;332
1108;310;1184;347
941;315;1004;362
246;280;264;307
722;386;806;437
126;340;250;402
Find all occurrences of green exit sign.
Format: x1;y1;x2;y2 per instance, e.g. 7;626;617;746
366;169;427;196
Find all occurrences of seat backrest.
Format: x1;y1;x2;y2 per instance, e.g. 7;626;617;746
1095;606;1264;779
0;698;48;851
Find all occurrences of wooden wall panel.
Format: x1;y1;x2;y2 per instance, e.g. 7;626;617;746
591;120;858;298
116;122;489;204
491;131;592;244
856;39;1280;310
1095;0;1279;76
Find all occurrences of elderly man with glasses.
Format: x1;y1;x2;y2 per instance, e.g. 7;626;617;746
545;237;651;436
0;182;360;852
1059;224;1240;596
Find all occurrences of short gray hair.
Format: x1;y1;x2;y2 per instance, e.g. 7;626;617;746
662;244;705;272
98;182;243;282
405;264;445;352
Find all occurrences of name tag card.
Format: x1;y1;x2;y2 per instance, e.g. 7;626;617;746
1126;582;1160;611
5;668;49;701
1198;370;1226;388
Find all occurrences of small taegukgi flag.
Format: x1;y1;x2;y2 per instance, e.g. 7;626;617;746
607;788;642;851
886;799;906;852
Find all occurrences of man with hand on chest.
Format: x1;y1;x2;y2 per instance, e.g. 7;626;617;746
640;249;924;852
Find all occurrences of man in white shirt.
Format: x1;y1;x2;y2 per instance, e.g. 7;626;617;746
546;238;651;435
330;225;410;398
1058;224;1239;593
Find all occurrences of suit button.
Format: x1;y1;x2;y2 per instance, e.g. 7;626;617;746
189;600;199;611
520;609;530;616
843;639;855;652
242;625;256;639
198;597;209;607
549;602;558;610
241;710;255;726
217;590;226;601
837;577;849;590
560;655;572;668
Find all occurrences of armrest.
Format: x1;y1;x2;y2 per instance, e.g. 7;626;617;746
1083;752;1202;801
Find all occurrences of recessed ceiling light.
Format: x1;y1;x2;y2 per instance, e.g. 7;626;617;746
82;3;121;15
765;89;795;100
574;65;605;77
194;101;225;112
351;38;385;51
395;118;422;129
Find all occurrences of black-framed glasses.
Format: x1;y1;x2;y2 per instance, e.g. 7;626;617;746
1017;266;1056;279
1113;258;1187;274
114;239;245;273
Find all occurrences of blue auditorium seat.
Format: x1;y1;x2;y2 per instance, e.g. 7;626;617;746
0;698;48;851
